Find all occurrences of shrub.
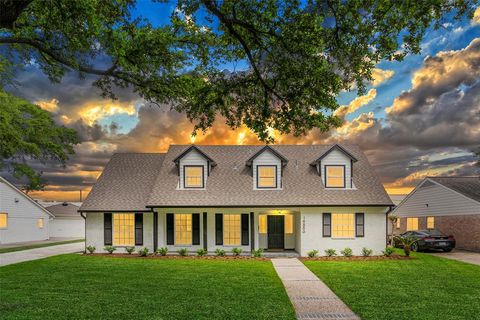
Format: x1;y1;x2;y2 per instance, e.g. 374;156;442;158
324;249;337;257
252;248;263;258
138;247;149;257
215;248;226;257
383;246;395;257
394;235;418;257
104;246;116;254
156;247;168;256
86;245;96;254
341;247;353;257
125;246;135;254
361;247;373;257
232;248;243;256
307;250;319;258
196;248;208;256
177;248;188;256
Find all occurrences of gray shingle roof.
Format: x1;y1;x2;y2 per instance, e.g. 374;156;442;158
147;144;392;207
429;176;480;203
46;202;80;217
79;153;165;212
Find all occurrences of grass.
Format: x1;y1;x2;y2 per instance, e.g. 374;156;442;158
0;239;84;253
304;251;480;320
0;254;295;320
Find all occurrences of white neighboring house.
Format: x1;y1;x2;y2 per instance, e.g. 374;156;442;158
80;144;393;256
46;202;85;238
0;176;54;244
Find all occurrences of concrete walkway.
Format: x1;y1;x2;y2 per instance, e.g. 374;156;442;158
0;237;82;249
428;250;480;266
0;242;84;267
272;258;359;320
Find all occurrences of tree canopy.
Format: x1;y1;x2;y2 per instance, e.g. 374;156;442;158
0;89;79;191
0;0;477;141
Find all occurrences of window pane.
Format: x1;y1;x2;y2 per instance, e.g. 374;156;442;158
407;218;418;231
175;214;192;245
332;213;354;238
285;215;293;234
258;166;276;188
0;213;7;228
396;218;401;228
326;166;345;188
113;213;135;246
37;218;44;229
259;215;267;234
185;166;203;188
224;214;241;245
427;217;435;229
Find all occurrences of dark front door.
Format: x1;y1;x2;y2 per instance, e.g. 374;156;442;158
268;215;285;250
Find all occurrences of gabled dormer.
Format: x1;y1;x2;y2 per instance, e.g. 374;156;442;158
246;146;288;190
173;145;216;189
310;144;358;189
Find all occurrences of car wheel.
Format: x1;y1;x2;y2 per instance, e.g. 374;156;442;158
443;248;452;252
411;242;419;252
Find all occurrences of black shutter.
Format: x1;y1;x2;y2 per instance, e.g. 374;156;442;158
104;213;112;245
192;213;200;245
203;212;208;250
166;213;174;245
135;213;143;245
241;213;249;245
356;213;365;237
215;213;223;245
322;213;331;237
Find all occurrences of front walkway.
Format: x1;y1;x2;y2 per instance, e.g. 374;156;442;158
0;242;84;266
428;250;480;266
272;258;359;320
0;237;83;249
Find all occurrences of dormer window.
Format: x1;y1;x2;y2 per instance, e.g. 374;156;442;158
257;165;277;188
184;166;204;188
325;165;345;188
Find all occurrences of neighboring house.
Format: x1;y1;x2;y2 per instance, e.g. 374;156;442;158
392;176;480;252
46;202;85;238
0;176;54;244
79;144;393;256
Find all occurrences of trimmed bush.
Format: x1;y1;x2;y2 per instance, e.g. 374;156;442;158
125;246;135;254
383;246;395;257
232;248;243;256
324;249;337;257
341;247;353;257
177;248;188;256
86;245;96;254
215;249;226;257
104;246;116;254
196;248;208;256
361;247;373;257
307;250;319;258
252;248;263;258
138;247;149;257
156;247;168;256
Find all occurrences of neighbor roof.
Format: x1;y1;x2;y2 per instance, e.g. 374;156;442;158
147;144;392;207
429;176;480;203
79;153;165;212
46;202;81;217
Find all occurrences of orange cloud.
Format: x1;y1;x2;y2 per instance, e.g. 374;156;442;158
334;89;377;118
372;68;394;86
36;98;59;113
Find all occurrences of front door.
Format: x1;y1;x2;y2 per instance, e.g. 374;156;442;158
268;215;285;250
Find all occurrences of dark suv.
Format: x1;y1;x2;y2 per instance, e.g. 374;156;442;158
394;229;456;252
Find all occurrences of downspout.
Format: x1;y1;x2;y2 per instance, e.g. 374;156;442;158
80;212;86;253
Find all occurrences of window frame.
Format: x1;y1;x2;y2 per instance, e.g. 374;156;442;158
113;213;135;246
223;214;241;246
0;212;8;229
406;217;419;231
325;165;346;188
183;165;205;189
427;216;435;229
256;165;278;189
37;218;44;229
174;213;192;246
331;213;355;239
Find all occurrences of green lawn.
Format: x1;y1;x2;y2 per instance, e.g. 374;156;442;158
304;252;480;320
0;239;84;253
0;254;295;320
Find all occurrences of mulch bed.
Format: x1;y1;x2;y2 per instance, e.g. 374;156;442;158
299;254;412;261
83;253;270;261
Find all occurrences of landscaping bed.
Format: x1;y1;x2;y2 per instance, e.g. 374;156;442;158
85;253;270;260
299;254;411;261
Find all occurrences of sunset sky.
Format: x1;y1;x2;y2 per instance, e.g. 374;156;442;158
4;4;480;201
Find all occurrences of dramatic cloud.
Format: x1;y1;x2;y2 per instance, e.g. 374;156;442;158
334;89;377;118
371;68;395;86
473;6;480;25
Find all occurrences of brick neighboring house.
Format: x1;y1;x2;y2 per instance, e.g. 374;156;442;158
392;177;480;252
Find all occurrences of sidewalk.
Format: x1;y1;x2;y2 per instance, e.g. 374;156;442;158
0;242;84;266
272;258;359;320
0;237;82;249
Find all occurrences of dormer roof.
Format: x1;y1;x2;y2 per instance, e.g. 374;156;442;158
245;145;289;167
310;144;358;165
172;145;217;166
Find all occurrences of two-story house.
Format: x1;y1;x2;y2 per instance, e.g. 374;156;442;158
79;144;393;256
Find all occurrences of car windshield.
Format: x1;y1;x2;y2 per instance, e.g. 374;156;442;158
418;229;444;236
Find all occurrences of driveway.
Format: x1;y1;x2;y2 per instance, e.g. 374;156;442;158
428;250;480;266
0;242;84;266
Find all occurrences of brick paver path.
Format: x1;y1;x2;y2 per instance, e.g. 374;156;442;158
272;258;359;320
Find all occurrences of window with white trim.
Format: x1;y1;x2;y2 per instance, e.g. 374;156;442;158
259;215;267;234
257;165;277;188
427;216;435;229
332;213;355;238
407;218;418;231
224;214;241;245
184;166;204;188
285;215;293;234
113;213;134;246
37;218;44;229
175;214;192;245
325;166;345;188
0;213;7;229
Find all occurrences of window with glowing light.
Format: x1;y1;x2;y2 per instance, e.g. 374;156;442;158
37;218;44;229
407;218;419;231
175;214;192;245
224;214;241;245
257;166;277;188
396;218;401;229
427;216;435;229
0;213;7;229
259;215;267;233
184;166;204;188
285;215;293;234
325;166;345;188
113;213;135;246
332;213;355;238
